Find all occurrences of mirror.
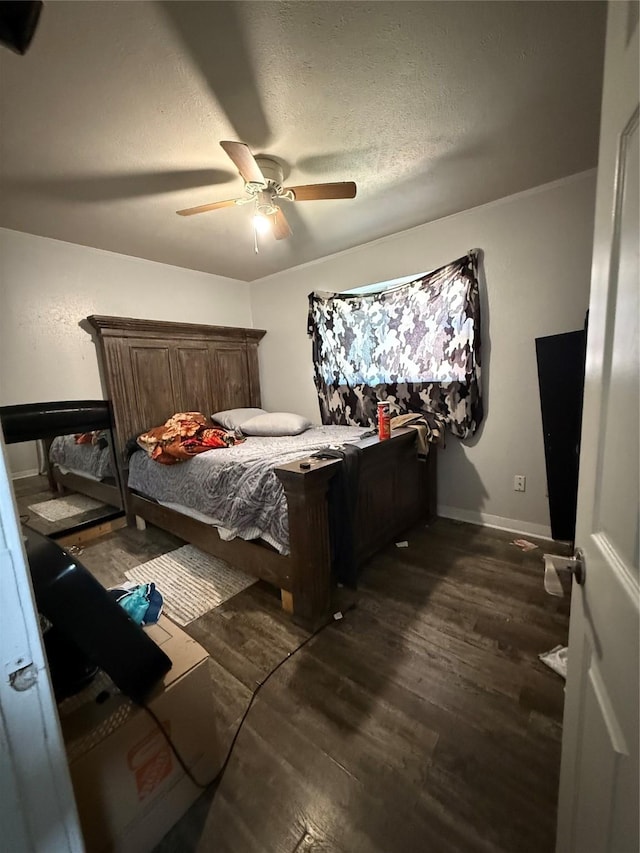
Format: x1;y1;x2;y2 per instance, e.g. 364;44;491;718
1;401;124;539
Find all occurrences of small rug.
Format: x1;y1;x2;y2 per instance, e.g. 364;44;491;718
28;494;107;522
125;544;257;625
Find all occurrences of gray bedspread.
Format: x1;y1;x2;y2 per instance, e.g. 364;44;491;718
49;434;113;481
128;425;369;554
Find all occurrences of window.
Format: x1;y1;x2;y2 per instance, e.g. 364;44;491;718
307;253;484;438
311;267;475;385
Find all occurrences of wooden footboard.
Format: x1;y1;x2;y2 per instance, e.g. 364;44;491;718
352;428;437;564
276;427;436;625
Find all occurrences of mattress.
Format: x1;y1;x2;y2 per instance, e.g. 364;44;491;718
128;425;369;555
49;434;114;481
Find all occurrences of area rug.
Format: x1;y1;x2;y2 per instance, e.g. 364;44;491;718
28;494;107;522
124;544;257;625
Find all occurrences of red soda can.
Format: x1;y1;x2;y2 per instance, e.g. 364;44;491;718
377;401;391;440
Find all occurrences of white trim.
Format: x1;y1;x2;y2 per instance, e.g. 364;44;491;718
11;468;39;481
254;169;597;284
438;504;554;541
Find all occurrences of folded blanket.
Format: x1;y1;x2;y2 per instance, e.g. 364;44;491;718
137;411;244;465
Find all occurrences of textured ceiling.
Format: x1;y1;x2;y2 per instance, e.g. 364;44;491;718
0;1;606;281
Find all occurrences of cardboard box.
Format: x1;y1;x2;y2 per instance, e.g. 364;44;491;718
59;618;221;853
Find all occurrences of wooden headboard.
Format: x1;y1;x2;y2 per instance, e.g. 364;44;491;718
86;315;266;464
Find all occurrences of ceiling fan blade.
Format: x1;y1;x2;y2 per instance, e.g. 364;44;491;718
176;198;240;216
220;141;266;185
272;206;292;240
285;181;357;201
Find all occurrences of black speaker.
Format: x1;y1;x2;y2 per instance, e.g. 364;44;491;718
535;328;586;542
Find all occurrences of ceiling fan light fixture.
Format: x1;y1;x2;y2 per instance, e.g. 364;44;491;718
255;188;279;216
253;213;271;234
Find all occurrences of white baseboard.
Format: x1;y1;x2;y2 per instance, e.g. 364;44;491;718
11;468;39;481
438;505;553;541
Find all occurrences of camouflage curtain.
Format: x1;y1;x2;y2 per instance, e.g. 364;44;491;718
307;252;483;439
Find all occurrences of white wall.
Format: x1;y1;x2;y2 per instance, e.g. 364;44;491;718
250;171;597;537
0;229;252;474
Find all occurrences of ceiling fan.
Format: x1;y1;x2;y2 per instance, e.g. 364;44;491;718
176;141;357;240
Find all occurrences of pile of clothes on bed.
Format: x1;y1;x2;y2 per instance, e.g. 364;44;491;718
74;429;109;448
49;430;114;481
136;412;244;465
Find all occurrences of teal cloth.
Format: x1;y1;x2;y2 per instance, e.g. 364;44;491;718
117;585;152;624
108;582;163;625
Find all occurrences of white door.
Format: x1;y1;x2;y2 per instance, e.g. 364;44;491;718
556;3;639;852
0;432;84;848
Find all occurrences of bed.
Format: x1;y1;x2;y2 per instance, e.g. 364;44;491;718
86;315;437;629
44;430;123;510
128;425;375;555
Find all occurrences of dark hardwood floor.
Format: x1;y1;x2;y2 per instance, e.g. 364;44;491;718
77;518;570;853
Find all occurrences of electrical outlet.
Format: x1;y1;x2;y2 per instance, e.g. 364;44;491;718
514;475;526;492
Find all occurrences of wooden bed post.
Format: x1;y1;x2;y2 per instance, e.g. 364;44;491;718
42;437;57;492
275;458;341;631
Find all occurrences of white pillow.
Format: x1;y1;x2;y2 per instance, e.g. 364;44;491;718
211;408;266;430
241;412;312;437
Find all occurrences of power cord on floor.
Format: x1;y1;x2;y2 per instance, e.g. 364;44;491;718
142;602;356;791
142;702;208;790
